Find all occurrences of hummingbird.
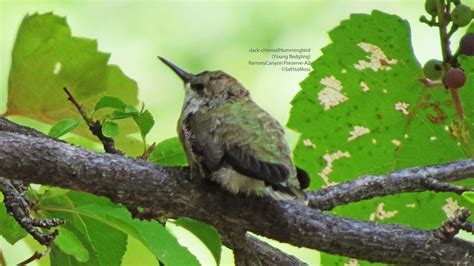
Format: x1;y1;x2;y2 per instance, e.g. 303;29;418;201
159;57;310;200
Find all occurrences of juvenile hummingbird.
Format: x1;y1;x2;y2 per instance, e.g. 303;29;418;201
159;57;310;200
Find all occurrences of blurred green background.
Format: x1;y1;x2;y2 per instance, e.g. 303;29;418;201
1;0;473;265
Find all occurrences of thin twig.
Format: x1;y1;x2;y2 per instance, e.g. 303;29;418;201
450;88;465;119
423;178;472;194
308;159;474;211
460;222;474;234
433;208;471;241
0;250;6;266
0;177;63;245
140;142;156;160
17;248;50;266
435;1;465;119
63;87;122;154
418;77;444;88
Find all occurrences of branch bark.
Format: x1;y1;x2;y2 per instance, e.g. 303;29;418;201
0;118;473;264
308;160;474;210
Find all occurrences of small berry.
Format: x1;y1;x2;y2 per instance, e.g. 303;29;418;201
451;4;472;27
444;68;466;89
425;0;438;16
423;59;444;80
460;33;474;56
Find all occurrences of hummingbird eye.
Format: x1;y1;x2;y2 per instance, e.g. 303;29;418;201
191;83;204;91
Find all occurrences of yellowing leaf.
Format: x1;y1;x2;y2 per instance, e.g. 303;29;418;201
6;13;142;155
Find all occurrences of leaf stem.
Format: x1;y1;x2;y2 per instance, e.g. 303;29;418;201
436;0;465;119
450;88;465;119
437;0;452;64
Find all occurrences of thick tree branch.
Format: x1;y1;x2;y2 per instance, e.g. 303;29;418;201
308;161;474;210
0;124;473;264
233;234;306;266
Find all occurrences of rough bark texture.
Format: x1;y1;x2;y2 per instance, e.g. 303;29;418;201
0;118;473;265
233;235;307;266
308;160;474;210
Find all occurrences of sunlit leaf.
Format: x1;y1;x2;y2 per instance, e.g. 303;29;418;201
39;190;199;266
6;12;142;155
149;137;187;166
175;217;222;265
462;191;474;204
102;121;119;138
94;96;126;111
134;110;155;138
54;227;90;263
287;10;472;265
48;119;80;138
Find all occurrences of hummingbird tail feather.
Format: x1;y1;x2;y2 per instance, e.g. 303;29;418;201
296;167;311;189
265;183;306;201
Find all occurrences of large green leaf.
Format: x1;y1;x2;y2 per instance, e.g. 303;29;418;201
175;217;222;265
5;13;142;155
36;189;199;266
287;10;472;265
54;227;89;263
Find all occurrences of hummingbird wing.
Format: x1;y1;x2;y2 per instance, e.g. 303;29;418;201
224;145;289;183
188;98;293;184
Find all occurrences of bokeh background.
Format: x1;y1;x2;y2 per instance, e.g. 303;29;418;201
1;0;473;265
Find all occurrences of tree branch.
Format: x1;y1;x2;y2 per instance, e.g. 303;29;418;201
308;161;474;210
0;177;63;245
0;120;472;264
232;234;307;266
63;87;122;154
433;208;471;241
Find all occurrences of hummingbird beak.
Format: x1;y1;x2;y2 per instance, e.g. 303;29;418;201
158;56;192;83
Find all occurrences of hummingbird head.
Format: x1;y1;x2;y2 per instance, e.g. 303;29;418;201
159;57;249;103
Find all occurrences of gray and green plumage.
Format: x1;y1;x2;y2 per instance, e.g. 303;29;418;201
160;57;309;200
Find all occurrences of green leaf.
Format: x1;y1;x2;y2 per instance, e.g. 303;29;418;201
149;137;188;166
124;105;139;115
455;50;474;157
102;121;119;138
175;218;222;265
462;191;474;203
6;13;142;155
134;110;155;138
0;194;27;244
48;119;80;138
54;227;90;263
287;10;472;264
38;190;199;266
110;110;135;120
94;96;126;111
451;118;474;157
50;245;75;266
38;186;70;200
110;105;139;120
